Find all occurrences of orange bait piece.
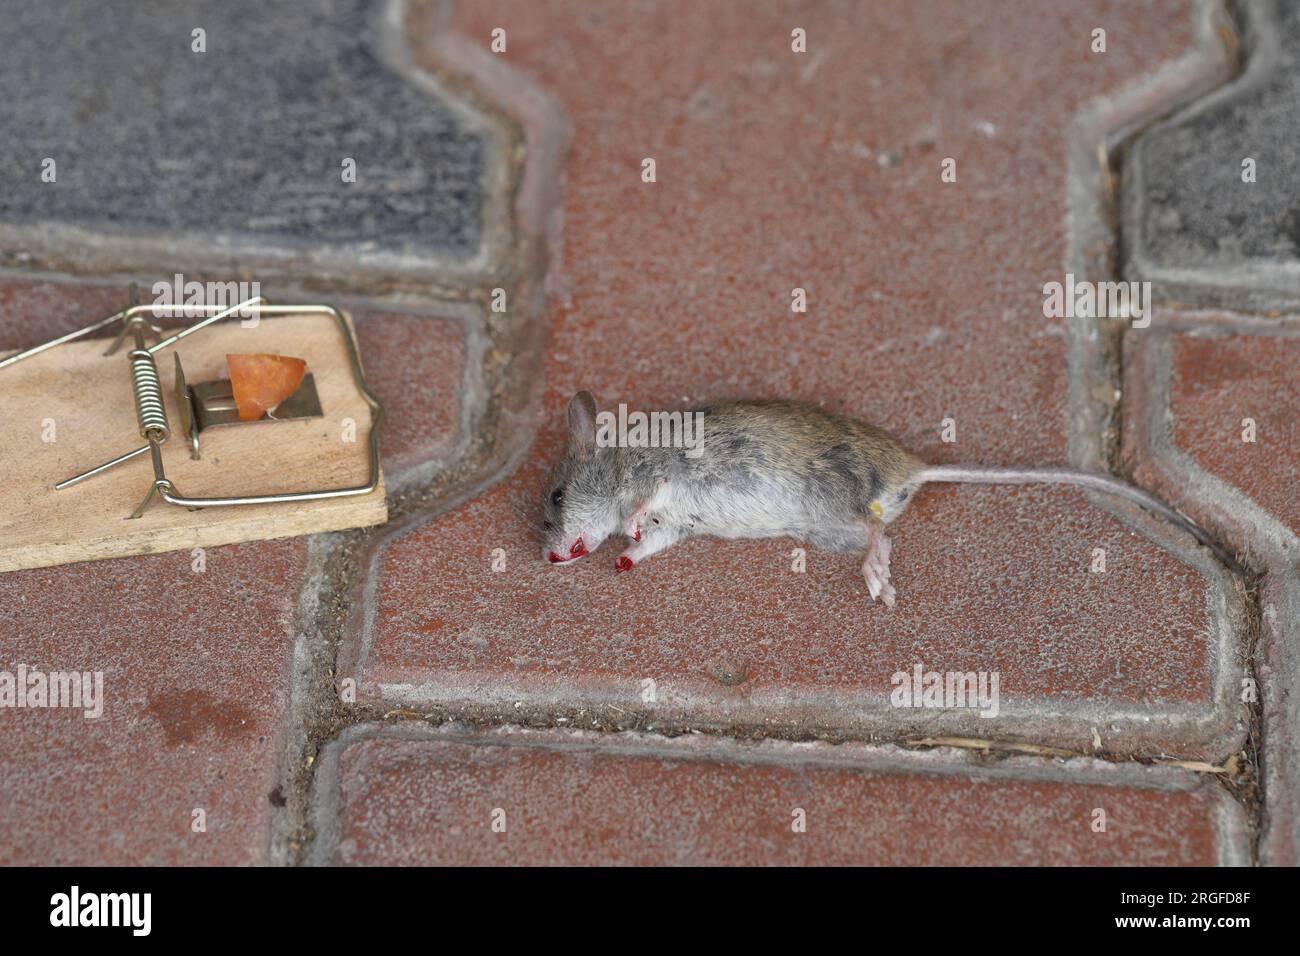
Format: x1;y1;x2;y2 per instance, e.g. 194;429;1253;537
226;353;308;422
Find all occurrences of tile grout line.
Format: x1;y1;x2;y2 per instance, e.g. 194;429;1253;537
305;720;1248;865
1102;0;1273;864
275;0;572;865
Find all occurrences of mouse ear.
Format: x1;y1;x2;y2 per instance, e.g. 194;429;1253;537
567;390;598;450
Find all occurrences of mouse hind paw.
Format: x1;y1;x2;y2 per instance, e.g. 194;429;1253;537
862;523;896;607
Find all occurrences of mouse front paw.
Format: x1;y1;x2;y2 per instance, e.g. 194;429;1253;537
615;525;682;573
623;504;650;542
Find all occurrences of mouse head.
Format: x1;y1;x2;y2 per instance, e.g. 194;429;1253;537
541;391;621;564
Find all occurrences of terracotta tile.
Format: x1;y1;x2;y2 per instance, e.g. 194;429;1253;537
352;308;466;481
1123;317;1300;552
1166;332;1300;536
352;432;1238;755
0;279;129;347
313;725;1243;866
347;0;1241;757
1123;316;1300;864
0;539;305;865
450;0;1194;464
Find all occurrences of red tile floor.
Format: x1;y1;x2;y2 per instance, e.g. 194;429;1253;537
1;1;1291;865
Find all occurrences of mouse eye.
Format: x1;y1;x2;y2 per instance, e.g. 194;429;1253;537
550;487;564;507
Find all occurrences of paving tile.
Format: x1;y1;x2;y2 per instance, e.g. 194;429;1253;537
1123;0;1300;309
1122;313;1300;864
351;431;1243;757
312;725;1246;866
0;278;129;348
0;539;306;865
1127;323;1300;540
1166;330;1299;535
0;0;485;266
458;0;1198;468
351;306;467;482
348;1;1245;758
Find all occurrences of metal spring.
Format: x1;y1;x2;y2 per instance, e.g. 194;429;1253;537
128;348;170;440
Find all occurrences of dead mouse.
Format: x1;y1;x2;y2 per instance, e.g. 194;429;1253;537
540;391;1235;605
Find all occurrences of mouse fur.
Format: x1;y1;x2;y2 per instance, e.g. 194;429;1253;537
540;391;1237;605
541;391;926;604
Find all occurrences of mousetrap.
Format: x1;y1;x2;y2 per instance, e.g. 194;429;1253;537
0;291;387;573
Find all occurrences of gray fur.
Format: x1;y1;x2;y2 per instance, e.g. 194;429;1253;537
540;395;924;565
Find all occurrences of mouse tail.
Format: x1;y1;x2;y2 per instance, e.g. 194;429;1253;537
915;466;1240;572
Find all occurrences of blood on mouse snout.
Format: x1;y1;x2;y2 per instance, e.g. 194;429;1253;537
549;540;587;563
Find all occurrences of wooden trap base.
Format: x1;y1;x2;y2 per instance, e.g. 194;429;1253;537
0;311;387;573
